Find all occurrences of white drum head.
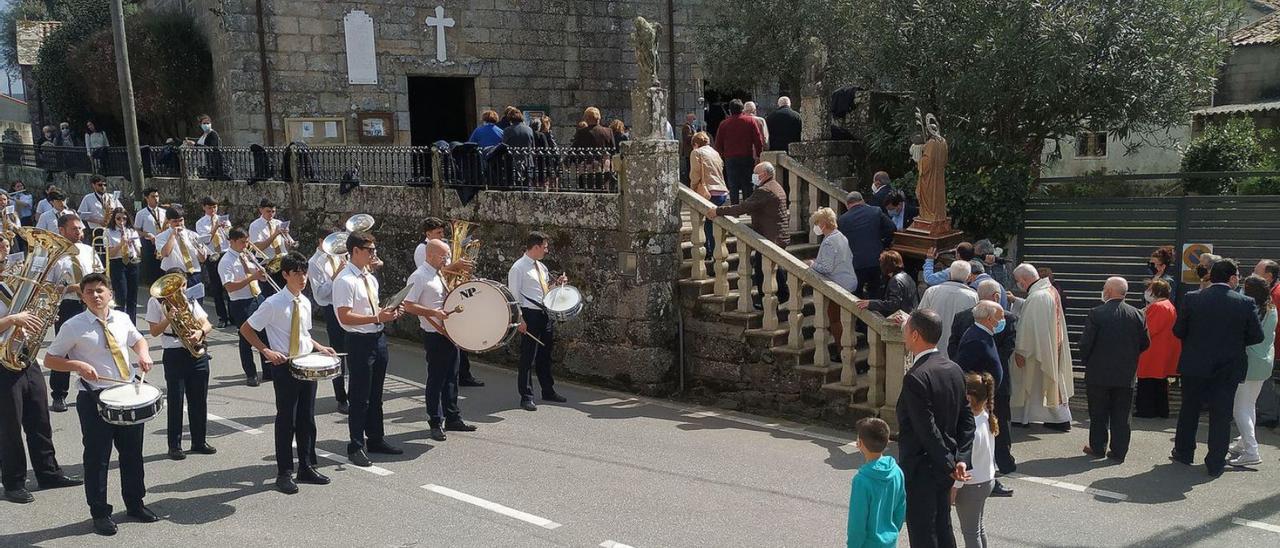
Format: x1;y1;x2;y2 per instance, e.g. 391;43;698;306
443;280;517;352
292;353;340;369
544;286;582;313
100;383;161;407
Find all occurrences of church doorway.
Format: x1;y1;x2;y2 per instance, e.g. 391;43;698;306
408;76;476;145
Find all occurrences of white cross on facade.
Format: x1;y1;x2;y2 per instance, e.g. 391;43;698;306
426;5;455;62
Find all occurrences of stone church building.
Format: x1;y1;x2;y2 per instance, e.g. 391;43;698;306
146;0;707;147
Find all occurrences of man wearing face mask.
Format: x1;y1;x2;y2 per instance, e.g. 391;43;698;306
1079;277;1149;463
707;161;790;310
56;122;76;147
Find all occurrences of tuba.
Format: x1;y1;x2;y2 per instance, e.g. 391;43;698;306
150;272;208;358
0;228;77;371
442;220;481;291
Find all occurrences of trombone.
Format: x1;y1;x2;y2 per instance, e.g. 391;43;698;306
242;240;283;294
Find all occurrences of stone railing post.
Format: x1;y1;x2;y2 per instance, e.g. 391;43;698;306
713;223;730;296
736;242;753;312
761;256;779;330
812;291;830;366
839;309;856;385
786;274;804;348
868;328;887;407
688;202;707;280
880;340;907;424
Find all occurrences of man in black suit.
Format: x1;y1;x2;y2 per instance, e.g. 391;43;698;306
837;191;896;299
883;190;917;232
949;280;1018;479
1171;259;1265;477
765;96;802;153
897;309;975;548
954;301;1004;388
868;171;893;208
1079;277;1149;463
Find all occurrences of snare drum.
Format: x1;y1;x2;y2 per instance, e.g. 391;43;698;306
97;383;164;426
442;279;521;353
289;353;342;381
544;285;583;321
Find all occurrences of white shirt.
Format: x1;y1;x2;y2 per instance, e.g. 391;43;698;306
332;263;382;334
48;242;102;302
106;227;142;261
247;288;315;355
77;192;111;229
405;262;447;333
134;206;166;237
145;295;209;349
35;198;53;220
195;214;230;257
508;254;550;311
307;250;344;307
46;309;144;391
249;216;292;259
957;409;996;487
415;240;453;270
218;249;261;301
917;281;979;360
36;207;73;232
154;227;203;273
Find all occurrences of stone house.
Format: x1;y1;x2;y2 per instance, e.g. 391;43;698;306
1192;0;1280;132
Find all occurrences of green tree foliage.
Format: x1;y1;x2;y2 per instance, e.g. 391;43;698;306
31;0;113;128
1183;117;1279;195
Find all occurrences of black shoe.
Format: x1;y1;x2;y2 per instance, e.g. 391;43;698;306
261;374;273;382
827;346;843;363
92;516;117;536
542;392;568;403
521;400;538;411
275;474;298;494
1169;452;1193;466
167;448;186;461
191;443;217;455
1208;466;1225;478
990;481;1014;497
127;504;160;523
50;398;67;413
217;319;230;328
460;378;485;387
296;467;330;485
1043;421;1072;432
445;421;477;432
337;401;350;415
1106;451;1125;463
367;441;404;455
38;475;83;489
3;488;33;504
348;449;372;467
247;377;260;387
429;426;447;442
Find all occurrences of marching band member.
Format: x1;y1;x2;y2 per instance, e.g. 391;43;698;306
35;189;73;233
106;207;142;324
133;188;166;284
146;268;216;461
308;239;348;414
415;217;483;387
195;196;232;327
77;175;113;233
332;231;403;467
154;207;206;293
47;213;104;413
43;272;158;536
219;228;272;386
248;198;294;297
241;252;338;494
0;237;82;505
508;231;569;411
405;239;476;442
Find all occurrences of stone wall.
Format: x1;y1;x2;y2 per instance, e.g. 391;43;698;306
1216;45;1280;106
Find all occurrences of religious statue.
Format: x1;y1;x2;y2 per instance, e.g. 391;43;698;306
802;37;826;97
911;109;948;224
633;17;661;89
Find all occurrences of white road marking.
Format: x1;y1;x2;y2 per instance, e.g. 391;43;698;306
839;442;859;454
422;484;562;529
1233;518;1280;534
580;397;638;406
683;410;720;419
1005;473;1128;501
204;411;264;435
290;440;396;476
600;541;635;548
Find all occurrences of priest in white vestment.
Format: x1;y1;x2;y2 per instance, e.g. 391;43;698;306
1011;263;1074;428
917;260;979;360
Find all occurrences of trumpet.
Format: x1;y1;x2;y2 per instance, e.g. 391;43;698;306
242;241;283;293
91;228;110;281
150;272;207;358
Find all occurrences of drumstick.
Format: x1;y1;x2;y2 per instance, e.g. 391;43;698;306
95;376;134;385
523;331;546;346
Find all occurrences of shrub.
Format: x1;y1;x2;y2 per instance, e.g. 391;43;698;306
1181;117;1270;194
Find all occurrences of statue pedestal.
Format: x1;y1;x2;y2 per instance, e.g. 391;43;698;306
892;218;965;259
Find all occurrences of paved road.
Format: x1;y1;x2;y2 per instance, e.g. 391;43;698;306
2;315;1280;547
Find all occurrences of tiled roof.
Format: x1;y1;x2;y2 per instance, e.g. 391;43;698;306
1232;12;1280;46
1191;100;1280;116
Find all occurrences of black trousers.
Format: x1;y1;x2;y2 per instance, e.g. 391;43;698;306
518;309;556;401
229;297;270;380
749;252;790;306
141;239;160;284
76;390;145;519
1087;384;1134;459
854;266;883;300
49;299;85;401
271;363;317;474
109;259;138;325
346;331;388;452
1134;378;1170;418
423;332;461;426
0;365;64;490
904;472;957;548
724;155;755;204
994;389;1016;473
202;258;230;322
321;305;348;403
459;353;476;382
1173;373;1239;472
162;348;209;450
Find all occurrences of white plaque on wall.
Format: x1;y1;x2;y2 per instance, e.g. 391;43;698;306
344;10;378;84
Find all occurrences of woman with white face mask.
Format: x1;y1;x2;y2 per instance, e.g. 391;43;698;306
806;207;858;361
184;114;225;179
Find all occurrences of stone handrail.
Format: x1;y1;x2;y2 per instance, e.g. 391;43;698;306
678;184;907;419
773;153;848;234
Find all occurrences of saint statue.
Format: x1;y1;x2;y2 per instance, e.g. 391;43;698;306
633;17;661;89
912;110;948;224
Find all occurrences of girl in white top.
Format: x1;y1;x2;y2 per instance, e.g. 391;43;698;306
953;372;998;548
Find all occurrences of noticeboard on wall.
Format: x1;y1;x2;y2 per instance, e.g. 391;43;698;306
356;112;395;145
284;117;347;146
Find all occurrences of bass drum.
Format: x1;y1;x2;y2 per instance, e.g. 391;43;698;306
442;279;521;353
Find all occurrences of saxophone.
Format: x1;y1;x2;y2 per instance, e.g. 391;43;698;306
0;227;78;372
443;220;482;291
150;272;208;358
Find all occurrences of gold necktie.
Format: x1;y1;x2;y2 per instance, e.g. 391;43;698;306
70;250;84;282
98;317;131;380
239;252;261;296
289;298;301;356
272;221;284;256
210;217;221;249
536;261;548;294
363;273;380;312
176;231;195;272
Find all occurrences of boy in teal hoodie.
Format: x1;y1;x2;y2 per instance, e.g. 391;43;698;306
847;417;906;548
